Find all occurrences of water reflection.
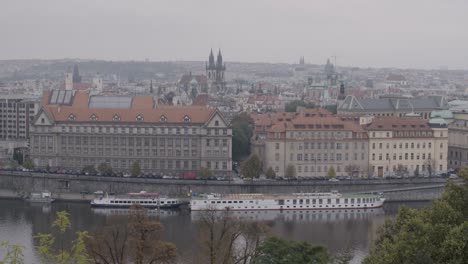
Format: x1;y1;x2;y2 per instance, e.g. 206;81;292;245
0;200;429;264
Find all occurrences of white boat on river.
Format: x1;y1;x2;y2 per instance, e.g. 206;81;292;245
190;191;385;211
91;191;184;209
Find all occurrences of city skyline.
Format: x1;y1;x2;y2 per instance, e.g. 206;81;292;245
1;0;467;70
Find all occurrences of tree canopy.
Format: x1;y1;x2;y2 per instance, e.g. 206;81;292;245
241;154;262;179
253;236;330;264
285;164;296;179
364;168;468;264
327;167;336;178
231;113;253;161
265;167;276;179
131;161;141;177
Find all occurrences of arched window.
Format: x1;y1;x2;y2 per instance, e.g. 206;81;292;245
68;114;76;121
90;114;98;121
112;114;121;121
183;115;191;123
160;115;167;122
136;114;144;121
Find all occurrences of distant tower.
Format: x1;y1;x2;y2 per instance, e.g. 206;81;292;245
299;56;305;65
92;73;103;94
206;49;226;92
72;64;82;83
65;72;73;90
150;79;153;94
338;81;346;100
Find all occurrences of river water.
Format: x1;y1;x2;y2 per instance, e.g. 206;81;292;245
0;199;429;263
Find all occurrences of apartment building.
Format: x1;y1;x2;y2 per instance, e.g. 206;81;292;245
364;117;448;177
0;95;40;140
252;108;369;177
0;95;40;159
30;90;232;176
448;111;468;169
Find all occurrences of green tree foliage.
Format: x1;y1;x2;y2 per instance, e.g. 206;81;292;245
265;167;276;179
199;167;213;179
0;241;25;264
284;100;315;112
23;159;34;170
285;164;296;180
327;167;336;178
34;211;91;264
231;113;253;161
81;165;96;175
252;236;330;264
241;154;262;179
364;168;468;264
131;161;141;177
12;149;23;165
97;163;113;176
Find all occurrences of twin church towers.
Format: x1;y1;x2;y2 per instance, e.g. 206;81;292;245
206;49;226;92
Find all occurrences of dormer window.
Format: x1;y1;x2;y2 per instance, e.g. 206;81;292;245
215;120;219;126
160;115;167;122
136;114;144;121
112;114;121;121
68;114;76;121
183;115;191;123
90;114;98;121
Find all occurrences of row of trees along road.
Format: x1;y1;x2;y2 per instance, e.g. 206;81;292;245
0;204;354;264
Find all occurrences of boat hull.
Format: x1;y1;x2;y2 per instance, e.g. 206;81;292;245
26;198;55;203
190;193;385;211
90;202;182;209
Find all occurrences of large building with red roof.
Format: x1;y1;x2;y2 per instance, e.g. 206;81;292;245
252;108;448;178
29;90;232;176
252;108;370;178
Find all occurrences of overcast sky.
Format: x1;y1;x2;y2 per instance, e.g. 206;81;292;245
1;0;467;69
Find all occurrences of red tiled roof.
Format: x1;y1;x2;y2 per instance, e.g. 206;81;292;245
41;90;216;124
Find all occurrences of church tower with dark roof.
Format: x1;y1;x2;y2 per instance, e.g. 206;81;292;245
206;49;226;92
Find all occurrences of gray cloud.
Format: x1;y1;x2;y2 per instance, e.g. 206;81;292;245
1;0;467;69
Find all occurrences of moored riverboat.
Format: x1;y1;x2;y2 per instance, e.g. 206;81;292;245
25;191;55;203
190;191;385;211
91;191;184;209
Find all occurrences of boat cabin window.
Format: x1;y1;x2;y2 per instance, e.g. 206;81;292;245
293;200;297;205
161;201;165;204
319;199;323;204
211;201;215;204
278;199;284;205
357;198;361;203
299;199;303;204
228;201;232;203
239;201;243;203
250;201;254;203
312;199;316;204
217;201;221;203
234;201;238;203
222;201;226;203
351;198;355;203
336;199;340;204
110;201;114;203
344;198;348;204
327;199;331;204
306;199;310;204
